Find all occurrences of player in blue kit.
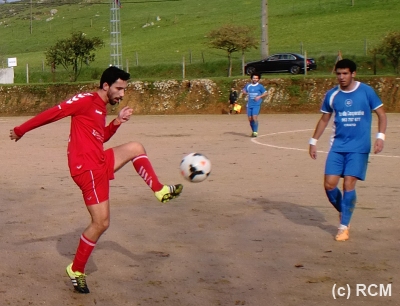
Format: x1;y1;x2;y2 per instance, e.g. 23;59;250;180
242;73;268;137
308;59;387;242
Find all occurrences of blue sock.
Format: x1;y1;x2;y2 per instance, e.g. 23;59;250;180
325;188;342;212
253;121;259;133
341;190;356;226
250;121;255;132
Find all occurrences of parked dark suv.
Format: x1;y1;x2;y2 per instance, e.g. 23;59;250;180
244;53;317;75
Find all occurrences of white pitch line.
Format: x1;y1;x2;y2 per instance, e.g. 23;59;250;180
252;129;400;158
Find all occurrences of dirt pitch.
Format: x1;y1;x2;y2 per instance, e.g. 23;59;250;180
0;113;399;306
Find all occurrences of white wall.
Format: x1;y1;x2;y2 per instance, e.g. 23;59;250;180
0;68;14;84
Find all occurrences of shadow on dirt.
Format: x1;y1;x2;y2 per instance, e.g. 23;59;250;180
253;197;337;235
16;228;170;275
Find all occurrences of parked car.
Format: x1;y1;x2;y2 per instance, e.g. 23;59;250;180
244;53;317;75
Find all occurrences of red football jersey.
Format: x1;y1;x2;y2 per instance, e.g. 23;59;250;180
14;92;120;176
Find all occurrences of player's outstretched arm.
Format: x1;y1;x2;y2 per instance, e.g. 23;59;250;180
9;129;21;142
10;105;68;142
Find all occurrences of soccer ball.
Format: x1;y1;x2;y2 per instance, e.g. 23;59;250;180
180;153;211;183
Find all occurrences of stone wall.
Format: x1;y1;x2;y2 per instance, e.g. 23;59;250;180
0;76;399;116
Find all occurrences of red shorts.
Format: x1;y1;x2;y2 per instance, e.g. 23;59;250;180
72;149;115;205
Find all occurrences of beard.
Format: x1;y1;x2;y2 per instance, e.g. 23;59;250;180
109;97;121;105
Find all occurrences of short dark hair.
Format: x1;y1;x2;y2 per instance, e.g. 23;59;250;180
335;59;357;73
99;66;130;89
251;73;261;80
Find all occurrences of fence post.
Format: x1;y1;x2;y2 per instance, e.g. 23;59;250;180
182;56;185;79
364;38;367;56
26;63;29;83
126;59;129;73
304;50;307;76
242;53;245;76
51;62;55;83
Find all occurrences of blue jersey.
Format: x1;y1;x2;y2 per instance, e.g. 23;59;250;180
243;83;266;107
321;81;383;153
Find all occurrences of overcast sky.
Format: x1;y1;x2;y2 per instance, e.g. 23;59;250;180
0;0;21;3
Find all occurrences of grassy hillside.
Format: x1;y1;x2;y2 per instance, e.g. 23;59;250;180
0;0;399;81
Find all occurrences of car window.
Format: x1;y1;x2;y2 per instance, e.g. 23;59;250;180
268;55;279;61
280;54;295;61
281;54;294;60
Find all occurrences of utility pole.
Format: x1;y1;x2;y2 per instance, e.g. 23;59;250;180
261;0;269;58
30;0;32;34
110;0;123;68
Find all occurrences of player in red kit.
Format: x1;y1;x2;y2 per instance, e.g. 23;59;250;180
9;66;183;294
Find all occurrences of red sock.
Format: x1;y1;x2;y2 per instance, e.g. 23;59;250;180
72;234;96;273
132;154;163;192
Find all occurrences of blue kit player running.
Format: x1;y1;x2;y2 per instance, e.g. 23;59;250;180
308;59;387;242
242;73;268;137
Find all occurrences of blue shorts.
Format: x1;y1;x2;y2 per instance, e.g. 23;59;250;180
247;105;261;117
325;151;369;181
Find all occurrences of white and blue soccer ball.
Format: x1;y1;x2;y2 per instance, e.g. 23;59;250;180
180;153;211;183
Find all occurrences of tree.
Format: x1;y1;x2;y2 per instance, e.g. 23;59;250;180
368;46;379;75
45;31;104;81
235;28;258;75
207;24;258;77
376;31;400;75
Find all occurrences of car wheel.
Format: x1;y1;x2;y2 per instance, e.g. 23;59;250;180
246;66;256;75
290;65;300;74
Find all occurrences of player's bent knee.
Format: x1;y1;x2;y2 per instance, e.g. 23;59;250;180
127;141;146;155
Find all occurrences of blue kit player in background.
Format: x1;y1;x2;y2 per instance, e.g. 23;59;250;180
309;59;387;242
242;73;268;137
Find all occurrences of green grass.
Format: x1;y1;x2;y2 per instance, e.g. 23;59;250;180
0;0;399;82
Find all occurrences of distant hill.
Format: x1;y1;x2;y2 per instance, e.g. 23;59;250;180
0;0;399;78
